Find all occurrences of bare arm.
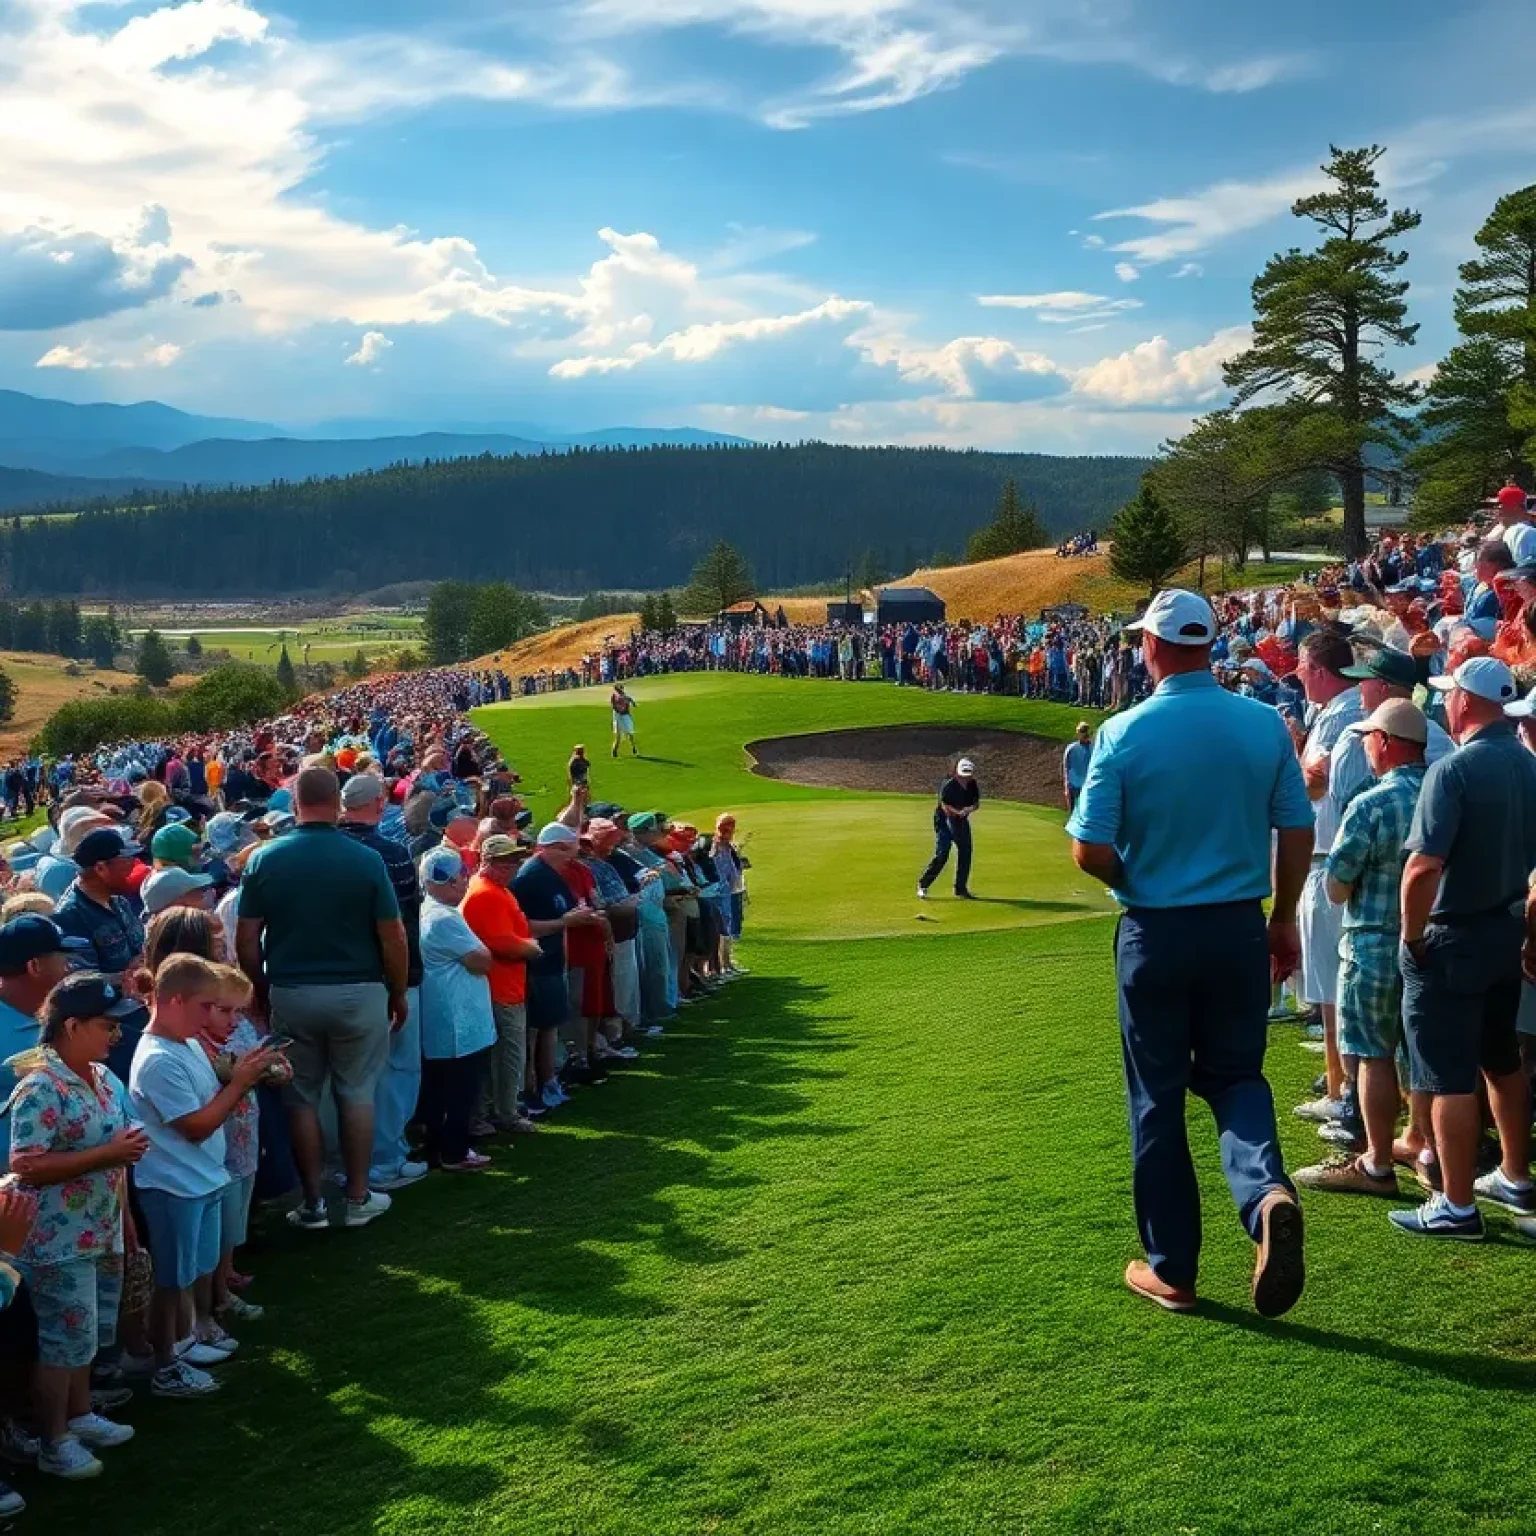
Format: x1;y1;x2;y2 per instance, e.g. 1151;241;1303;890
1400;853;1444;946
1071;839;1122;889
1325;875;1354;907
458;945;494;977
11;1127;148;1185
168;1052;279;1144
235;917;267;1017
479;933;542;964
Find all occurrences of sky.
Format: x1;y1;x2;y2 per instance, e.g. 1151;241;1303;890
1;0;1533;451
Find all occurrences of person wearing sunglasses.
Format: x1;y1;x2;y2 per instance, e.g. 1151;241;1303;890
6;972;147;1480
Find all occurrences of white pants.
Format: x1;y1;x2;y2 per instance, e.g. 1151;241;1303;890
611;939;640;1028
1298;863;1343;1007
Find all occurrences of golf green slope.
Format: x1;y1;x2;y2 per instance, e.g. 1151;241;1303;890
53;673;1535;1536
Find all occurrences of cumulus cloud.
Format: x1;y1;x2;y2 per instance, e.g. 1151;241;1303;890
1070;325;1251;406
1114;262;1139;283
345;330;393;367
0;225;191;331
35;337;184;371
35;344;96;371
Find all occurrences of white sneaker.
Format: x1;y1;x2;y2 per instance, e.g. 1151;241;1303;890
1473;1168;1536;1214
369;1160;429;1191
219;1293;265;1322
151;1361;221;1399
178;1338;232;1367
65;1413;135;1450
343;1189;392;1227
1293;1095;1350;1123
38;1435;101;1480
916;884;927;900
0;1479;23;1516
197;1321;239;1357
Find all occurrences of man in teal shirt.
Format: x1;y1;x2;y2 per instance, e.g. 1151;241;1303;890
1068;588;1315;1317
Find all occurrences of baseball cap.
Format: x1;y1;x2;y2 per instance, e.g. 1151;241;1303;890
150;823;203;871
1506;685;1536;720
418;847;465;885
536;823;580;847
0;915;90;975
479;834;524;861
341;773;386;809
160;805;192;826
1360;697;1429;745
73;827;141;868
260;810;296;834
626;812;660;834
1507;562;1536;584
206;811;257;856
1126;589;1216;646
1341;646;1417;689
141;867;215;916
44;972;142;1024
956;758;976;777
586;818;622;841
1427;656;1518;703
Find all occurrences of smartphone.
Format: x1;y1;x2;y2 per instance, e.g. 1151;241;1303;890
259;1034;295;1051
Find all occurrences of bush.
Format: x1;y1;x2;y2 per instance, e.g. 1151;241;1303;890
176;664;290;733
0;667;14;727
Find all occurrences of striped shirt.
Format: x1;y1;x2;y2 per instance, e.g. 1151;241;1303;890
1325;764;1427;934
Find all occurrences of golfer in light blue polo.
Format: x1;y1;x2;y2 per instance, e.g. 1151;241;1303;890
1067;588;1316;1316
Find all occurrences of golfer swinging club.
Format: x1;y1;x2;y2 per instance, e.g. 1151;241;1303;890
610;681;639;758
918;756;978;900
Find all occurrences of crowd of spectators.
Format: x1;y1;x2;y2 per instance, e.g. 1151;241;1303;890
1055;530;1100;558
0;668;750;1505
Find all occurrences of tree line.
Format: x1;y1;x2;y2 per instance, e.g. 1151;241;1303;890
424;581;548;665
0;444;1148;599
1110;152;1536;587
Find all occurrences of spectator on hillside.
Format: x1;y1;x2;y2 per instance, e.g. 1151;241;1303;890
235;767;407;1232
1063;723;1094;813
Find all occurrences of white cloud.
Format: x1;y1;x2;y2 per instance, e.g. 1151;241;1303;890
1070;324;1250;406
35;343;97;371
1171;262;1203;279
977;290;1141;325
143;341;181;367
1114;261;1139;283
1094;170;1324;262
34;337;183;371
345;330;393;367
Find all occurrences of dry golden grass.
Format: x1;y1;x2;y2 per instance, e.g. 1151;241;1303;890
895;549;1142;619
0;653;118;757
475;614;641;675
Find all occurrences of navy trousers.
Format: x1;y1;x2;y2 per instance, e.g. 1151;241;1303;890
1115;900;1292;1290
919;812;972;893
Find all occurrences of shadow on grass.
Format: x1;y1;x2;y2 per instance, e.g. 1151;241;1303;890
48;972;850;1536
1195;1300;1536;1392
964;895;1103;914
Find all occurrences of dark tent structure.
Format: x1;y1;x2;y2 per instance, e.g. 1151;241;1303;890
874;585;946;626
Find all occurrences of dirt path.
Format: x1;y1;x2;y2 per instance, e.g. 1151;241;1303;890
746;724;1070;809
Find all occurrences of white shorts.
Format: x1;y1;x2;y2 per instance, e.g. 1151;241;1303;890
1299;863;1343;1007
612;711;635;735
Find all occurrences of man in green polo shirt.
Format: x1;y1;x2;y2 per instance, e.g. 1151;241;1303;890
236;766;409;1232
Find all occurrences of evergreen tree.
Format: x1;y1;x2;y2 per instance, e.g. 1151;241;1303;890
0;601;14;650
465;582;545;657
185;633;203;658
854;548;889;589
345;648;370;679
657;591;677;634
1223;145;1421;559
14;604;46;652
275;645;297;693
424;580;477;665
0;666;14;727
966;479;1051;562
680;541;754;616
83;616;118;669
134;627;175;687
46;600;81;658
1109;479;1189;594
639;594;659;631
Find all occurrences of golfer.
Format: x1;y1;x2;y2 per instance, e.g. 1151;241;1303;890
917;757;978;901
610;683;639;758
1067;588;1314;1317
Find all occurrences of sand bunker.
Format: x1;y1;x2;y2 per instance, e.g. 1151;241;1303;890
746;724;1068;809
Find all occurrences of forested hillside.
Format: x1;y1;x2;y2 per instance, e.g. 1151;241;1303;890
1;443;1146;597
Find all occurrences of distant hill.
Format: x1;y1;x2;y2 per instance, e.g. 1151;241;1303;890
0;465;179;512
0;388;276;464
1;443;1148;598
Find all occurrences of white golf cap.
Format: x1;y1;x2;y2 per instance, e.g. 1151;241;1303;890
1125;588;1216;646
1426;656;1518;704
536;822;580;846
1505;683;1536;720
956;758;976;777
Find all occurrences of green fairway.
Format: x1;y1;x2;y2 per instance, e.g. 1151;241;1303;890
51;673;1536;1536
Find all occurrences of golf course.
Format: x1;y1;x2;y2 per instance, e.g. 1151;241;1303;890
56;673;1536;1536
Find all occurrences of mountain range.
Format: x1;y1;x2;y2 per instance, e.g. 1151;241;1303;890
0;388;754;501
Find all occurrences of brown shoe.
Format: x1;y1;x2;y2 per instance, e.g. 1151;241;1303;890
1124;1260;1196;1312
1252;1190;1305;1318
1292;1155;1398;1197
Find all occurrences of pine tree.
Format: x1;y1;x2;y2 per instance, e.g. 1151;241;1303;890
424;580;477;664
639;594;659;632
0;666;15;727
966;479;1050;562
1223;145;1421;559
345;648;370;679
134;627;175;688
1109;479;1188;595
657;591;677;633
680;541;753;615
185;634;203;659
83;616;117;669
275;645;297;694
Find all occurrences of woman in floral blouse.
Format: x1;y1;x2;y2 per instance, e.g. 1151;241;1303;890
8;972;149;1480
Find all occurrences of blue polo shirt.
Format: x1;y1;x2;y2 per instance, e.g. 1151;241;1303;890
0;998;40;1168
1067;670;1314;909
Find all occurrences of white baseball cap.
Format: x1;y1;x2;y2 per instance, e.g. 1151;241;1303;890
1427;656;1518;704
1506;684;1536;720
141;867;215;916
536;822;580;846
956;758;976;777
1125;588;1216;646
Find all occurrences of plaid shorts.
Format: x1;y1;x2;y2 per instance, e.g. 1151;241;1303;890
1337;931;1403;1059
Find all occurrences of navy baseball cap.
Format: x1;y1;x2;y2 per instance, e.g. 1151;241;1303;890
43;972;142;1023
72;827;142;868
0;916;90;975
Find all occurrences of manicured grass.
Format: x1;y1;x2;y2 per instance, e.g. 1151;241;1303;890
42;673;1536;1536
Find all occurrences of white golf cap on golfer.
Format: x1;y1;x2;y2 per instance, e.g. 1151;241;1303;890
1506;684;1536;720
1427;656;1518;704
1125;588;1216;646
956;758;976;777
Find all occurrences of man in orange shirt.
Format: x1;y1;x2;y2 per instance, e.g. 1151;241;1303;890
460;835;542;1133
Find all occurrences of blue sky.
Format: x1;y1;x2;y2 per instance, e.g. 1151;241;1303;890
1;0;1533;451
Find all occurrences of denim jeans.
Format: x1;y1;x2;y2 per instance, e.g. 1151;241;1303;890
1116;901;1292;1290
369;986;422;1181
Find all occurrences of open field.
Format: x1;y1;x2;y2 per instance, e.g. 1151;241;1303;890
41;671;1536;1536
128;614;423;666
0;651;134;758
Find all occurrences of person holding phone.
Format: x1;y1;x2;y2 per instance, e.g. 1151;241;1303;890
7;972;147;1480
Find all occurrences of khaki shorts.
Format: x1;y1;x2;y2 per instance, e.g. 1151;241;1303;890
272;982;390;1107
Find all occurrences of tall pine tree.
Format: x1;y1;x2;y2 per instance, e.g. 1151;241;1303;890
966;479;1050;562
1109;479;1188;595
134;628;175;688
680;541;754;615
1223;145;1420;559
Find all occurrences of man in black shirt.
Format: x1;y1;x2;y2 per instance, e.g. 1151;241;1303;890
918;757;979;900
340;772;427;1192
